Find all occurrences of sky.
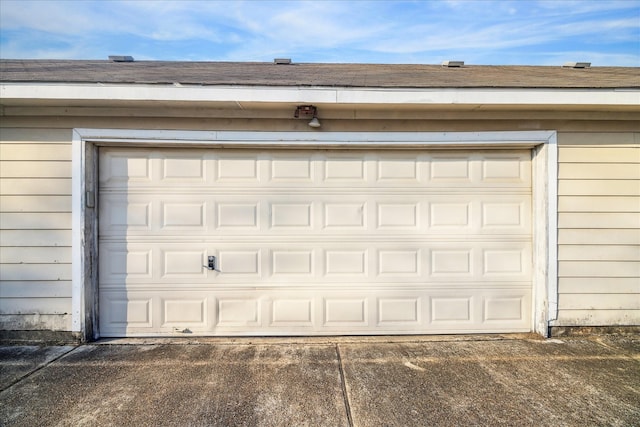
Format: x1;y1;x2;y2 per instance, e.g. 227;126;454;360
0;0;639;66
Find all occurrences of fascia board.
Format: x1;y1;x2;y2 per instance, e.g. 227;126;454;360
1;83;639;107
336;88;640;107
0;84;337;104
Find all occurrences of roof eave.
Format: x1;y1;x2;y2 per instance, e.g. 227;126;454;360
1;82;638;110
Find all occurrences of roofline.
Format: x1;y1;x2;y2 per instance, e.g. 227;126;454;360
1;82;638;108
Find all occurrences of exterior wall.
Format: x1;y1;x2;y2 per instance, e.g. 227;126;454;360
0;128;73;331
555;132;640;326
1;112;638;333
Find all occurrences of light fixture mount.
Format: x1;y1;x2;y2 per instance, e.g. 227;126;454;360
294;105;317;118
294;105;321;128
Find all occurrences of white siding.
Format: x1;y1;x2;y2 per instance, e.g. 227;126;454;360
1;122;639;334
0;128;73;331
555;133;640;326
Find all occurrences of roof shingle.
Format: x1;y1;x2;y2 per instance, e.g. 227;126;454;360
1;60;638;89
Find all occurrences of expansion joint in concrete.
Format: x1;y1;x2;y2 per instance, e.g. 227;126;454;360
0;345;79;393
336;344;354;427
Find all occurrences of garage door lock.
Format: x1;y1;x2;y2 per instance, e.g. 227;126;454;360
203;256;218;271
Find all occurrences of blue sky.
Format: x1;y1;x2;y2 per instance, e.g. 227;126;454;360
1;0;639;66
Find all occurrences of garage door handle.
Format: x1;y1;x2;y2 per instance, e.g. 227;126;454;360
203;256;219;272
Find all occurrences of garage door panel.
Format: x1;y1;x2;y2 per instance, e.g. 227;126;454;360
162;155;207;181
272;250;314;275
98;241;531;286
217;203;260;228
99;194;530;236
218;250;261;275
217;298;261;326
481;200;529;229
162;250;208;278
99;150;153;185
162;201;206;229
99;199;152;233
98;150;531;189
162;298;207;326
270;298;314;325
482;248;529;276
428;152;530;186
484;296;527;322
271;203;314;228
430;296;473;323
324;298;369;326
270;156;314;181
98;288;531;336
217;155;261;181
377;297;422;325
325;250;369;275
99;148;532;336
378;250;421;275
377;158;419;182
98;246;153;281
428;292;530;327
428;155;472;181
323;156;368;181
100;293;153;330
430;249;472;276
481;153;531;183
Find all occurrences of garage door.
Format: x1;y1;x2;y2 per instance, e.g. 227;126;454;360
98;148;532;336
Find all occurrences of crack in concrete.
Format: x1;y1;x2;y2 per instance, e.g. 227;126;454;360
336;344;354;427
0;345;79;393
590;337;640;362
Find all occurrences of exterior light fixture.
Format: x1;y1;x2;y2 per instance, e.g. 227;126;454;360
294;105;321;128
307;116;321;128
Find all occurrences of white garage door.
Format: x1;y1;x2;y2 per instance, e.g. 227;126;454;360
98;148;532;336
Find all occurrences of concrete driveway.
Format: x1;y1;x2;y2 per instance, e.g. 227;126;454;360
1;335;638;426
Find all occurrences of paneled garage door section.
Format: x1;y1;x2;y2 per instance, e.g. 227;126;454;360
98;148;532;336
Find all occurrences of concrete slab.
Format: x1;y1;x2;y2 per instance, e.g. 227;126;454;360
1;344;348;427
0;345;75;388
339;338;640;426
0;337;638;426
589;335;640;357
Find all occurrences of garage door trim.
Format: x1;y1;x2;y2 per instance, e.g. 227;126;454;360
71;130;558;339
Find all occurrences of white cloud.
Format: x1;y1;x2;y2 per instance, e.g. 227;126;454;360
0;1;102;34
538;50;640;67
533;0;639;14
363;3;639;59
0;0;638;65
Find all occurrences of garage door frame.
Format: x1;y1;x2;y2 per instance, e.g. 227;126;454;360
71;129;558;339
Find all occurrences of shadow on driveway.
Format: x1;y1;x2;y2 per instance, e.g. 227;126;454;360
1;335;638;426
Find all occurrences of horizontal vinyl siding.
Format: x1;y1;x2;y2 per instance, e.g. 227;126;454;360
0;246;72;263
0;282;71;298
0;178;71;195
560;278;640;294
0;196;72;212
1;124;639;332
0;213;71;229
559;245;640;261
558;180;640;196
0;128;73;331
556;133;640;326
559;229;640;245
1;230;72;246
0;161;71;178
1;264;71;281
